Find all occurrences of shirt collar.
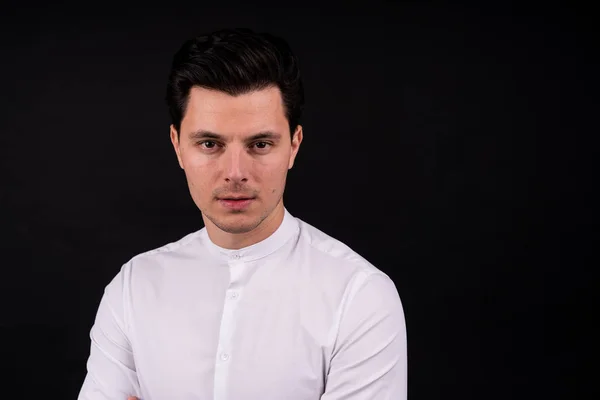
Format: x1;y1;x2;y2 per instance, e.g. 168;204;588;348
200;208;299;263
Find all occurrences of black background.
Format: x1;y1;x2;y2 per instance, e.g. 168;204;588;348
0;1;595;399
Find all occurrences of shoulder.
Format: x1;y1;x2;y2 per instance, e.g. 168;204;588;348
294;216;394;288
110;228;207;283
133;229;205;261
292;216;403;348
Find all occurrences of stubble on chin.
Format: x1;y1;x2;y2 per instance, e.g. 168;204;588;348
202;209;266;235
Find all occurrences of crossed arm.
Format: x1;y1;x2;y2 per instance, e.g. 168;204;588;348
79;270;406;400
78;267;141;400
321;272;407;399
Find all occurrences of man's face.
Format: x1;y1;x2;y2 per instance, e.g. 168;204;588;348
171;86;302;235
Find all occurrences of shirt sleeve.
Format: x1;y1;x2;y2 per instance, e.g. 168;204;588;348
78;264;141;400
321;272;407;400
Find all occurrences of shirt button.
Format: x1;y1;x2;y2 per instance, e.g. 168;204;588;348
229;291;239;299
220;353;230;361
232;254;240;259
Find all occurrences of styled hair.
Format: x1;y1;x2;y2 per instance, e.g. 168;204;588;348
166;28;304;137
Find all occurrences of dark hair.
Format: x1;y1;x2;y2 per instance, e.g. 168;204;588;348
166;28;304;137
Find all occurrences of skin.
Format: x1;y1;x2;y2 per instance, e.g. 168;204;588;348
169;86;303;250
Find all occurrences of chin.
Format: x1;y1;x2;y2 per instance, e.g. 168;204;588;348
216;219;261;235
206;211;263;234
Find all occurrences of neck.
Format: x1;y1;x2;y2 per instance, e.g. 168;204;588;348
204;201;286;250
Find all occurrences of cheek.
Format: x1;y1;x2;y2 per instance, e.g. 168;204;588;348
184;159;215;190
255;159;289;188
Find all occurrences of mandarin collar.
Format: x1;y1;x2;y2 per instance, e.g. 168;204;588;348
201;208;299;263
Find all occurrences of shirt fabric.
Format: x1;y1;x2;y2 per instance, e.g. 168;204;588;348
78;208;407;400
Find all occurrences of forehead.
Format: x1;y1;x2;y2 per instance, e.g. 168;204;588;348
181;86;288;136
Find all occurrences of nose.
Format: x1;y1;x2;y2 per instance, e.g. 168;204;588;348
223;145;249;184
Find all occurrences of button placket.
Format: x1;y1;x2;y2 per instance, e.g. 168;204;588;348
228;291;239;300
214;258;246;399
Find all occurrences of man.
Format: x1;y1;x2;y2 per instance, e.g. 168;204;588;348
78;28;406;400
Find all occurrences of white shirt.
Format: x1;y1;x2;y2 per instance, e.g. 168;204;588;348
78;208;407;400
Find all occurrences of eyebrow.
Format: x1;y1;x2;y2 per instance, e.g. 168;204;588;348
188;130;282;142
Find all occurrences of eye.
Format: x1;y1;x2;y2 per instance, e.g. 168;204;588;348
198;140;219;150
253;141;272;150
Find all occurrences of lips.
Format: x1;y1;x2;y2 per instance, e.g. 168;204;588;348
218;197;255;210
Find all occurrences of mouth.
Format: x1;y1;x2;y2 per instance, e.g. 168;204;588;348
217;197;255;210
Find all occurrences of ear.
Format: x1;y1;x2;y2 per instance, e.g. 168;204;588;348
288;125;303;169
170;125;184;170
